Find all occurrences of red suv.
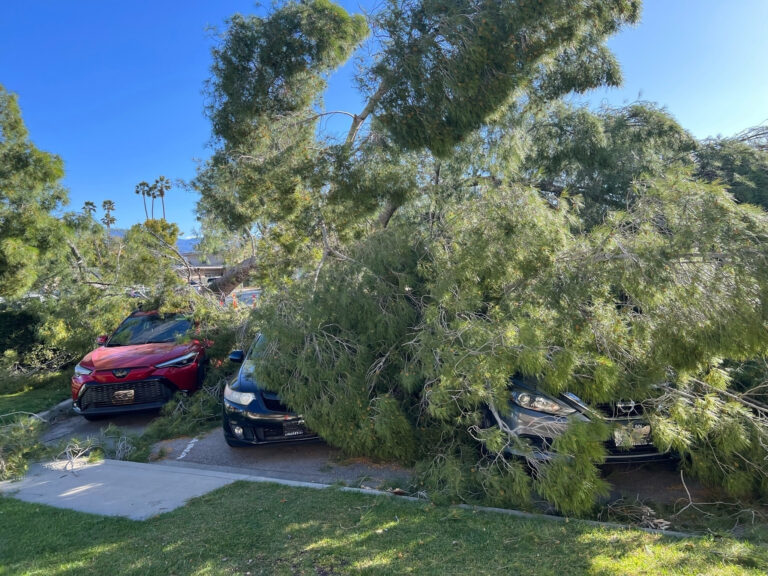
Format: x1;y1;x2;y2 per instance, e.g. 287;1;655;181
71;311;206;420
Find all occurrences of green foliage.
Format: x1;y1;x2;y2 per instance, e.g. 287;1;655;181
651;374;768;499
696;137;768;210
327;133;423;237
0;85;69;298
208;0;368;145
523;102;698;225
374;0;640;156
197;0;370;291
119;220;184;289
253;225;427;462
0;304;42;366
0;414;44;480
253;167;768;512
534;421;610;515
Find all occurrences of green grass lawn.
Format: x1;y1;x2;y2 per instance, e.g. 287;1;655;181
1;481;765;576
0;371;70;415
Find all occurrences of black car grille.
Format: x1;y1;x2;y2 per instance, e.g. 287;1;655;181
79;380;172;409
261;391;288;412
594;401;645;420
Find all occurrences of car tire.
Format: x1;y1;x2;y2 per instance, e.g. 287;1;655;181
225;435;249;448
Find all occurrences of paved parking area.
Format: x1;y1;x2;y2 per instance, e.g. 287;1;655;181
152;429;413;489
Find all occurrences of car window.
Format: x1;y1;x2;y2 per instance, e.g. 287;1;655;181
107;314;192;346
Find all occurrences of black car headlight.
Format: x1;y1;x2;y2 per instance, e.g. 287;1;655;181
511;390;575;416
156;352;198;368
224;382;256;406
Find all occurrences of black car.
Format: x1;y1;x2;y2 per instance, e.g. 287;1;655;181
222;336;318;447
496;376;670;463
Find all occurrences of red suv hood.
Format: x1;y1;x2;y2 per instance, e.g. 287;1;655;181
81;342;199;371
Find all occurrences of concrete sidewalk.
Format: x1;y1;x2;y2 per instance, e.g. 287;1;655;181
0;458;328;520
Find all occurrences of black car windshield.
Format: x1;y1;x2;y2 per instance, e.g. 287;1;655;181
241;335;265;377
107;314;192;346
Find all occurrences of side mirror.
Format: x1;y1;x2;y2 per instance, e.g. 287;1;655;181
96;335;109;346
228;350;245;363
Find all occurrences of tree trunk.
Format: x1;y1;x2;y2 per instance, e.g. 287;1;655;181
207;256;259;295
377;200;398;229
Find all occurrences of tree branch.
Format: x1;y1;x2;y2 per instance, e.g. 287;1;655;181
346;83;387;146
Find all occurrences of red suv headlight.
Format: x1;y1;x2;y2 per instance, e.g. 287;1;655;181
156;352;198;368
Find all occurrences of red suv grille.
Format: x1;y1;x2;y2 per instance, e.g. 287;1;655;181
79;380;172;409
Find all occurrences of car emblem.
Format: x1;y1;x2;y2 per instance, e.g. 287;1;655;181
615;400;636;414
112;389;135;402
112;368;131;378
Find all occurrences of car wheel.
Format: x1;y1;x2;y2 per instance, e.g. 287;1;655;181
225;435;249;448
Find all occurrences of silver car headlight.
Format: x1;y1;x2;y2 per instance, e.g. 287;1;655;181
224;382;256;406
156;352;198;368
511;390;575;416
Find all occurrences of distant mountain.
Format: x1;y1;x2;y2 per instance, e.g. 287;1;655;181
108;229;199;253
177;238;199;253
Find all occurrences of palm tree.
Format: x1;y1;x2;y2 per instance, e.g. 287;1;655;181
82;201;96;217
101;199;116;232
153;175;172;220
135;181;150;220
148;182;157;219
101;213;116;230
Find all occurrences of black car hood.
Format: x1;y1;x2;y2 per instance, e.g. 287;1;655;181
230;368;282;398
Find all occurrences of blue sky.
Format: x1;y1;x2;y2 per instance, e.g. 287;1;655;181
2;1;766;236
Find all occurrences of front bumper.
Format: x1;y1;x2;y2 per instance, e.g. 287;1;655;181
222;399;319;445
503;406;672;463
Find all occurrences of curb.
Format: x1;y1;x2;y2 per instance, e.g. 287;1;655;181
455;504;693;539
36;398;73;422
